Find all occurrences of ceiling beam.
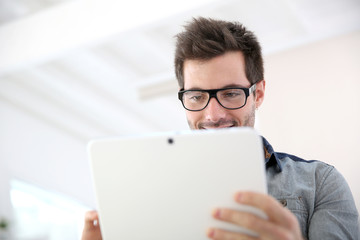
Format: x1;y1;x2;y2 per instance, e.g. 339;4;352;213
0;0;218;76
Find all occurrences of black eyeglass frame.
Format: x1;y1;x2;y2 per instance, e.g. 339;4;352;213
178;84;257;112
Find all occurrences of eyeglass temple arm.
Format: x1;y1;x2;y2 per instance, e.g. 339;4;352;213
249;84;256;95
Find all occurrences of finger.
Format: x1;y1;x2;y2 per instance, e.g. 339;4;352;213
84;210;100;230
234;191;297;229
213;207;268;232
212;208;294;240
207;227;257;240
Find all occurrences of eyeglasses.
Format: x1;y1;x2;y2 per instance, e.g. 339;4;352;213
178;84;256;111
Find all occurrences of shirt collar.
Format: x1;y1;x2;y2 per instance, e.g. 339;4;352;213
262;136;283;172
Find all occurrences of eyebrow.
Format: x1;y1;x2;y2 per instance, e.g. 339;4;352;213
185;84;249;91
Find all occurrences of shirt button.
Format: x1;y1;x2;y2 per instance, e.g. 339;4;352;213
279;199;287;207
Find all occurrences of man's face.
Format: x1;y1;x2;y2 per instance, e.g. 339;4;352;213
183;51;265;130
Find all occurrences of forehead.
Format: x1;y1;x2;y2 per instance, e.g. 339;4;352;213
183;51;250;89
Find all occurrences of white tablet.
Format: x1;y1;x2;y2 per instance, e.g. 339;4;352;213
88;127;267;240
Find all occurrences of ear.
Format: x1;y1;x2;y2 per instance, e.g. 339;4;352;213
255;80;265;109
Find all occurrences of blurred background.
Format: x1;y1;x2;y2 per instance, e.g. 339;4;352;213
0;0;359;239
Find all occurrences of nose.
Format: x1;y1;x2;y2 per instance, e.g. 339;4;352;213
203;98;227;122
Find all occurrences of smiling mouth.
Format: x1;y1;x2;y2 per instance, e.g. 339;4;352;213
200;124;236;129
197;120;238;129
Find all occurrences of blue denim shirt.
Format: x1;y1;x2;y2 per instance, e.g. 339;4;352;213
262;137;359;239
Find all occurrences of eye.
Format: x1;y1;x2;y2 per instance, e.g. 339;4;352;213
190;95;203;101
185;91;207;102
225;92;240;97
221;89;243;99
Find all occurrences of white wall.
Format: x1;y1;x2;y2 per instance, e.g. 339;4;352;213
0;99;96;220
259;31;360;211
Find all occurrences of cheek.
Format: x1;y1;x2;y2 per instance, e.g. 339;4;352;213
185;111;201;128
228;103;255;122
185;111;198;122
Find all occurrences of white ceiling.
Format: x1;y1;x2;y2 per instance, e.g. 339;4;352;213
0;0;72;24
1;0;360;143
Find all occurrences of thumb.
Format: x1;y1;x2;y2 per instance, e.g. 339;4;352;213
84;210;100;230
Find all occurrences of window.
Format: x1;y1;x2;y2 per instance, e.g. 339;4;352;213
10;179;90;240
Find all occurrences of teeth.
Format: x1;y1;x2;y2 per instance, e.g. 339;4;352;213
204;126;233;129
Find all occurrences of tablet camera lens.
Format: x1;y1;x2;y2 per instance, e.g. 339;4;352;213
168;138;174;144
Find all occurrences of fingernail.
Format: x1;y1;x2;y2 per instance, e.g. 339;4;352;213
207;228;215;238
213;208;221;218
236;193;243;202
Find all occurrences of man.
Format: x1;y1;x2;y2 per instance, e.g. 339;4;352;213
82;17;359;240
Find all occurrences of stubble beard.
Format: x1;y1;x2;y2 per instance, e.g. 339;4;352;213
187;103;256;130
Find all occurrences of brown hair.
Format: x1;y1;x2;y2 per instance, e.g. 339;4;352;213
174;17;264;89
